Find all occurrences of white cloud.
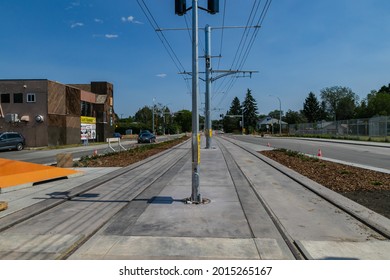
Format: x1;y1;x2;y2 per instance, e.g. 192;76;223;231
94;18;103;24
71;22;84;28
156;74;167;78
66;2;80;10
121;15;143;24
105;34;119;39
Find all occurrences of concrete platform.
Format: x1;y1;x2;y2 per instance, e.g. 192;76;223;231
0;158;82;193
1;137;390;260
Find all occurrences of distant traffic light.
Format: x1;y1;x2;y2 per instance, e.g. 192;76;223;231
208;0;219;14
175;0;187;16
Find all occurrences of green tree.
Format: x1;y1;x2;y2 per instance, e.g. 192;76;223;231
378;83;390;94
302;92;321;123
229;96;242;115
134;106;153;129
174;110;192;132
283;110;307;124
242;89;259;134
223;97;242;133
320;86;358;121
268;109;283;120
366;89;390;116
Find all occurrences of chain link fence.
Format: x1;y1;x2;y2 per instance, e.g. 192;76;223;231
289;116;390;138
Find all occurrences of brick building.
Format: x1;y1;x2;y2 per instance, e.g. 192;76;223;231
0;79;115;147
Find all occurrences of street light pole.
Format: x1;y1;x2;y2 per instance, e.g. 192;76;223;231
205;24;212;149
152;98;155;134
269;95;282;135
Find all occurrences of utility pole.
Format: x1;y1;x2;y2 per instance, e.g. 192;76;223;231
205;24;212;149
204;26;257;141
174;0;220;203
191;0;201;203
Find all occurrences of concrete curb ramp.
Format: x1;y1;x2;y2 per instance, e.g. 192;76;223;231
0;158;82;193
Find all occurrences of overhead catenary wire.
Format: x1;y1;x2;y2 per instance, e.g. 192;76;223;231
213;0;263;105
137;0;272;110
214;0;273;111
216;0;227;71
136;0;191;93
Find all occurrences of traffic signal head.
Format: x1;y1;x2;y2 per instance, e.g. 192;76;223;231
208;0;219;14
175;0;187;16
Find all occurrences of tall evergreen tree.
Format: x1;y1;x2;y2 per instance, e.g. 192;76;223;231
229;96;242;115
302;92;321;123
242;89;259;134
223;97;242;133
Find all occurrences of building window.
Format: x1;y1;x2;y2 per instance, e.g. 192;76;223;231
81;101;93;116
13;93;23;103
27;93;36;103
1;93;10;103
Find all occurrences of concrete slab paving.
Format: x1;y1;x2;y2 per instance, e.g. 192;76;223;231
2;136;390;260
67;140;301;260
0;233;83;259
296;240;390;260
0;167;121;218
70;236;260;260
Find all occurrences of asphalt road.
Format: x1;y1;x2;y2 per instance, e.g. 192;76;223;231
224;134;390;172
0;135;176;165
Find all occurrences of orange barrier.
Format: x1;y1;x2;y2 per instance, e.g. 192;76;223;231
0;158;82;191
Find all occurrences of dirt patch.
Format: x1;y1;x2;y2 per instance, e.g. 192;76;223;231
74;136;189;168
260;149;390;219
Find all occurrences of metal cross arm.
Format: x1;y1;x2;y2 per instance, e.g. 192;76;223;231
210;70;258;82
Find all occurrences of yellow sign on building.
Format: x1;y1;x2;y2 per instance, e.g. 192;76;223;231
81;116;96;124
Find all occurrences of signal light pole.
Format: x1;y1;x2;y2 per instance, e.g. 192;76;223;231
175;0;219;203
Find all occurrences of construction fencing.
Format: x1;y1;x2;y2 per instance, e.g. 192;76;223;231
289;116;390;138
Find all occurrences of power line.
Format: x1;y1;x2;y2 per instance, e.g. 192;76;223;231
214;0;273;111
136;0;191;92
216;0;227;71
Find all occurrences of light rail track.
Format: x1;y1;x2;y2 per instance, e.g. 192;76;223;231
216;135;390;259
0;140;191;259
1;135;389;260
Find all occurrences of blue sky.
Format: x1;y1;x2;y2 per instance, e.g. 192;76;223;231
1;1;390;120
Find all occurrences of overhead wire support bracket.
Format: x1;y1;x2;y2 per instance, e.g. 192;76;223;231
156;25;261;32
210;70;258;82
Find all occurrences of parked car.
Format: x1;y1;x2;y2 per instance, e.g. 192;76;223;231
113;132;122;139
137;131;156;143
0;132;26;151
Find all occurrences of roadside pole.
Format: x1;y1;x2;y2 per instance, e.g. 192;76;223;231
191;0;201;203
205;24;212;149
